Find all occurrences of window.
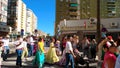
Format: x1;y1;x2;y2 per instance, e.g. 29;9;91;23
70;0;77;3
108;0;116;2
60;0;63;2
66;0;69;2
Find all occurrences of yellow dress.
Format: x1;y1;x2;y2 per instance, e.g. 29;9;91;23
46;42;59;64
38;41;44;53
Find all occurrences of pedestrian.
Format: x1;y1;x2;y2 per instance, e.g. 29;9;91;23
33;37;45;68
90;39;97;60
14;35;23;67
21;38;28;61
61;37;67;54
28;35;35;56
0;40;4;68
46;37;59;64
55;40;62;56
115;35;120;54
2;36;10;61
102;41;117;68
81;36;90;58
97;37;108;68
115;54;120;68
58;49;66;66
65;35;76;68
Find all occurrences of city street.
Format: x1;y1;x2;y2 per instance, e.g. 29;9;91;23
2;55;97;68
1;47;97;68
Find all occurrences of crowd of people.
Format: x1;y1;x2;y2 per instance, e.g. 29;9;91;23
0;34;120;68
97;35;120;68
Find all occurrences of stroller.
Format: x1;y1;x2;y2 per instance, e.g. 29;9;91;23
74;49;89;68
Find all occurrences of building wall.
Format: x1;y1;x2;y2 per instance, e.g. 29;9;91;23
59;18;120;40
17;0;22;33
55;0;80;35
32;13;37;33
0;0;8;24
26;9;37;35
26;9;33;34
21;2;27;34
100;0;120;18
80;0;97;19
55;0;120;35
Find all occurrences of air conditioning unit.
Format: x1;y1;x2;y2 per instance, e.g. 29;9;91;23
111;22;118;27
89;18;97;24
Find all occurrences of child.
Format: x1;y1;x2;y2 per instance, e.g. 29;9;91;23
21;38;28;61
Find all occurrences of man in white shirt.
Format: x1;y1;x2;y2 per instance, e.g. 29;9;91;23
27;35;34;56
2;36;10;61
65;35;76;68
14;35;23;67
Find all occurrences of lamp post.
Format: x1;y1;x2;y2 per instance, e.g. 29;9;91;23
97;0;101;42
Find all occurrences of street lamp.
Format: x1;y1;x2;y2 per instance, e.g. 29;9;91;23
97;0;101;42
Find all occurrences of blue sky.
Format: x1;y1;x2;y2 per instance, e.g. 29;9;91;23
23;0;56;36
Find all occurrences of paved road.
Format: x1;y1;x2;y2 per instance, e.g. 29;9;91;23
2;44;97;68
1;54;97;68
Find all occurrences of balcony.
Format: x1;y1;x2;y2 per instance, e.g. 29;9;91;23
70;0;77;3
69;7;77;11
0;25;10;33
107;0;115;2
107;2;115;6
69;12;78;16
70;3;78;7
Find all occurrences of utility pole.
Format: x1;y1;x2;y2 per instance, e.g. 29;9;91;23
97;0;101;42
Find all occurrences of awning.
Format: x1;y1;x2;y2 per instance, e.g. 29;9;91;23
61;31;77;34
107;29;120;32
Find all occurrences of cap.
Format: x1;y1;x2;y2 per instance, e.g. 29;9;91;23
106;41;117;48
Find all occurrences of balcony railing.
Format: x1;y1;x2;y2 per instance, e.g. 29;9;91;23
107;0;115;2
69;7;77;11
70;3;78;7
70;0;77;3
69;12;78;16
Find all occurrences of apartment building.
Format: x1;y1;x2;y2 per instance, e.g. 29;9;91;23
0;0;8;24
55;0;80;35
26;9;37;35
55;0;120;35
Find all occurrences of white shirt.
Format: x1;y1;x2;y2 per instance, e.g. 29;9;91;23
27;37;34;45
14;40;23;49
2;39;9;46
22;41;27;48
65;41;73;53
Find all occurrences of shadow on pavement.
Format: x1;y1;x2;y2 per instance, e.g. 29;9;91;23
2;65;38;68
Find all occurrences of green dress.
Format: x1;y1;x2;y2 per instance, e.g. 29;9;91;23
33;42;45;68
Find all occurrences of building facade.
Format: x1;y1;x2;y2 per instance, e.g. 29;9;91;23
0;0;10;36
55;0;120;35
31;13;37;33
100;0;120;18
21;2;27;34
26;9;37;35
55;0;80;35
7;0;19;31
59;18;120;40
0;0;8;24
